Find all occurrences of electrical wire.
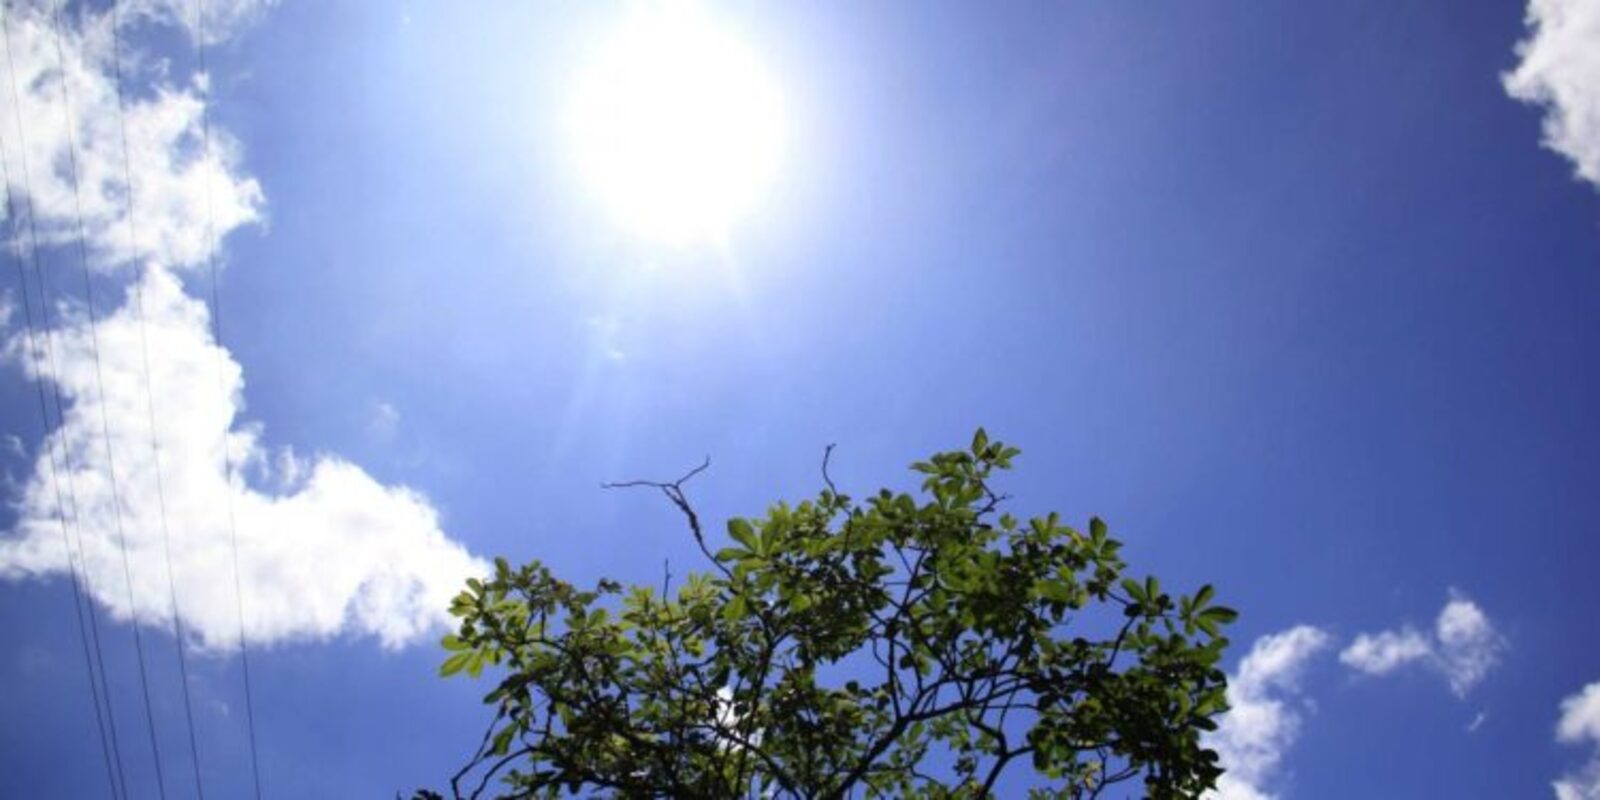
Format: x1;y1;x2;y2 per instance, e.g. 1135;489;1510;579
98;2;210;796
0;4;161;797
0;98;124;800
1;5;172;798
190;0;266;794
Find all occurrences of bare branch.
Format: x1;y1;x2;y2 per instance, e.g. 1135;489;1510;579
602;456;716;562
600;456;711;493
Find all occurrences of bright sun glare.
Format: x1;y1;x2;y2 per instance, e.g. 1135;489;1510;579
569;6;785;246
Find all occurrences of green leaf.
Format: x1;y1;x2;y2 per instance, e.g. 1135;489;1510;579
491;724;516;756
439;651;472;677
724;593;747;622
728;518;759;552
1121;578;1146;603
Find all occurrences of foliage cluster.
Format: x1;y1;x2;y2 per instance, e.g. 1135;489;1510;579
419;431;1235;799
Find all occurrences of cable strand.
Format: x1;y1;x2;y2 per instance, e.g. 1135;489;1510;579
0;4;162;796
0;89;123;800
99;2;210;796
189;0;265;794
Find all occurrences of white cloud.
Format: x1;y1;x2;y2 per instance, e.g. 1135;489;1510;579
0;267;487;649
1560;684;1600;744
711;685;762;752
1435;595;1504;696
120;0;278;45
367;400;401;442
1504;0;1600;189
0;3;263;271
1339;592;1504;697
1555;681;1600;799
1339;627;1432;676
1206;625;1331;800
0;1;488;651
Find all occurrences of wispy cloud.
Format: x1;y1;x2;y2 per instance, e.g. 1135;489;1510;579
1339;592;1505;697
1434;595;1505;696
0;1;486;651
367;399;401;443
1206;625;1331;800
1554;681;1600;799
1504;0;1600;190
0;3;263;271
120;0;279;45
1338;627;1432;676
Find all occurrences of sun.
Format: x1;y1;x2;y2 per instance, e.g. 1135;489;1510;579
568;5;785;246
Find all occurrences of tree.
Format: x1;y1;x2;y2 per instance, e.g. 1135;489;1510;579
418;431;1236;799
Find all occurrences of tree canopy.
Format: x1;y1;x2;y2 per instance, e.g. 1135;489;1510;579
418;431;1236;799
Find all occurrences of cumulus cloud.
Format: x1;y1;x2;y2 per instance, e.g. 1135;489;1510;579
1339;627;1432;676
0;267;487;649
1339;592;1504;697
1504;0;1600;189
0;1;487;651
1206;625;1331;800
0;2;263;271
1554;681;1600;799
1434;596;1504;695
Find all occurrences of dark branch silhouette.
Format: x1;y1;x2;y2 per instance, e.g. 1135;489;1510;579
421;431;1237;799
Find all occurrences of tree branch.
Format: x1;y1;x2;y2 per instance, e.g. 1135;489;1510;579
602;456;722;571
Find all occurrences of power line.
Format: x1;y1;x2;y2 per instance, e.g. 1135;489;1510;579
98;2;209;796
0;89;123;800
28;9;173;796
8;3;260;795
0;5;171;799
190;0;266;794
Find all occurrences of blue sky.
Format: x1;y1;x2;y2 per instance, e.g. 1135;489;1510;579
2;0;1600;796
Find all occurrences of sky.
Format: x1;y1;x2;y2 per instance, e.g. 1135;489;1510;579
0;0;1598;797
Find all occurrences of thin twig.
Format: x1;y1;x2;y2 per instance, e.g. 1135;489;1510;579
602;456;721;568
